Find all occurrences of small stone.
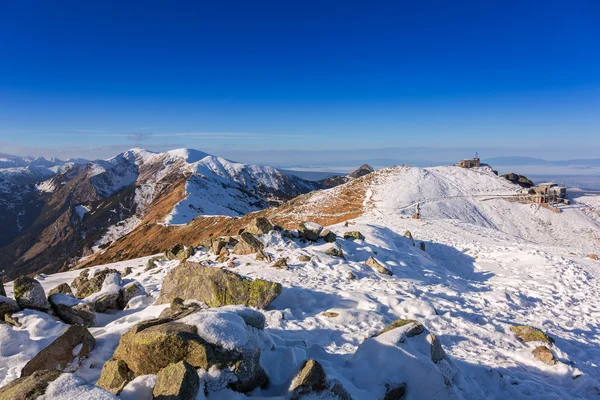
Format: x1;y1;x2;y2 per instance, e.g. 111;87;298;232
343;231;364;241
272;258;289;269
153;361;200;400
374;319;424;338
532;346;557;365
404;231;415;246
325;247;345;259
419;242;426;251
588;253;599;260
347;272;356;280
232;232;264;255
322;312;339;318
227;260;236;269
365;256;393;276
298;255;311;262
123;266;133;276
319;229;337;243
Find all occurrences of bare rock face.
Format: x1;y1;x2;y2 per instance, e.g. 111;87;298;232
532;346;557;365
244;217;274;235
153;361;200;400
365;256;393;276
48;283;74;297
232;232;264;255
0;369;62;400
13;276;50;311
156;261;281;309
21;325;95;377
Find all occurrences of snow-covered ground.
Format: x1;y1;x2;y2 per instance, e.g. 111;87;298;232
2;165;600;399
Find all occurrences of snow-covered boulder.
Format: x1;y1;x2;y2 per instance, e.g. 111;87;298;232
48;293;95;327
20;325;95;377
156;261;281;308
13;276;51;311
71;268;121;299
117;281;146;309
351;320;458;400
298;222;323;241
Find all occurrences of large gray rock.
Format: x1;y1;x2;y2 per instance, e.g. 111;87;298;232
244;217;274;235
0;295;20;320
298;222;323;242
156;261;281;309
13;276;50;311
153;361;200;400
21;325;95;376
232;232;264;255
96;359;134;395
0;369;62;400
49;293;95;327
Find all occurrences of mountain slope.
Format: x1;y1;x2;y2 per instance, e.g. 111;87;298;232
0;148;319;279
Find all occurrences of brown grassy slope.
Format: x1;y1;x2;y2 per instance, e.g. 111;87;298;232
78;168;385;269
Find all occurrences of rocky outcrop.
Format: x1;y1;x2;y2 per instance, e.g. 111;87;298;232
0;369;62;400
48;283;73;297
99;307;270;395
365;256;392;276
510;325;554;344
156;261;281;308
244;217;274;235
501;173;534;188
21;325;95;377
13;276;50;311
232;232;264;255
153;361;200;400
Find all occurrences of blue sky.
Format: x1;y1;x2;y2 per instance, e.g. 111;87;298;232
1;1;599;165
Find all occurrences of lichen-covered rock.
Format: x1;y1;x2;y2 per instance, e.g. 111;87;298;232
146;256;163;271
48;283;73;297
49;293;95;327
0;369;62;400
365;256;393;276
21;325;95;376
158;298;206;320
322;311;339;318
289;359;328;398
165;244;195;260
211;238;227;255
13;276;50;311
588;253;599;260
72;268;121;299
510;325;554;344
93;293;120;313
343;231;364;241
325;247;345;259
232;232;264;255
373;319;424;338
298;255;311;262
156;261;281;309
153;361;200;400
532;346;557;365
271;258;289;269
117;281;146;309
245;217;274;235
96;359;134;395
0;295;20;320
298;222;323;242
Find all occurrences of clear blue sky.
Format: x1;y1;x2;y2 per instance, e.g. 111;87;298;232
1;0;599;164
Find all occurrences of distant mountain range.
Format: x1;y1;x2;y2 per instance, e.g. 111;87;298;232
485;156;600;167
